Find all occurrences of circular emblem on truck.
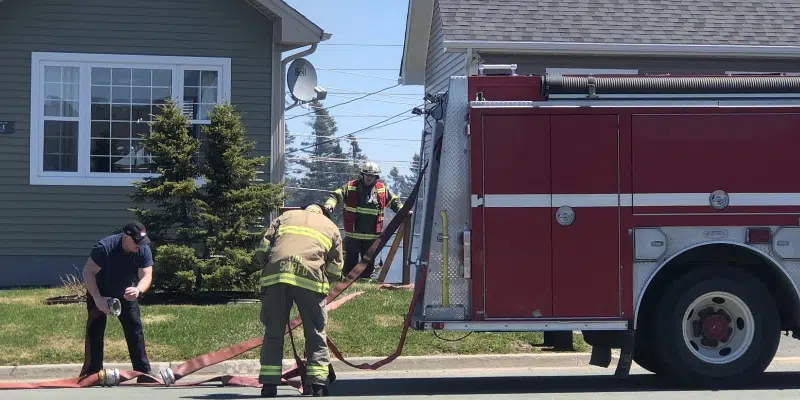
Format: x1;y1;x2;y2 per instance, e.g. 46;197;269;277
555;206;575;226
709;189;730;210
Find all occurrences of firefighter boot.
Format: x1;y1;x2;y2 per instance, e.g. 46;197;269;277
312;384;329;397
261;384;278;397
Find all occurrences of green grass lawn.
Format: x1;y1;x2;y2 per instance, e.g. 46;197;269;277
0;283;589;366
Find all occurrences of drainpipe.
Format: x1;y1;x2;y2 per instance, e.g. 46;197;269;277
275;43;318;186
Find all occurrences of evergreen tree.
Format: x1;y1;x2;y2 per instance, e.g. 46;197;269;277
199;102;285;291
128;99;208;292
284;100;366;227
387;152;421;199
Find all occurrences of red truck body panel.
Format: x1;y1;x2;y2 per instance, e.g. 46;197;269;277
465;75;800;323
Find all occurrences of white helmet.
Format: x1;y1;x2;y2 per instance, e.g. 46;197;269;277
360;161;381;176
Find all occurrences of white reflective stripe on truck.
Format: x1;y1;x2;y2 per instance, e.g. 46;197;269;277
471;193;800;208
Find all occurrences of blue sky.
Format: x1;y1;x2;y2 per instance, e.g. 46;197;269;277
283;0;425;178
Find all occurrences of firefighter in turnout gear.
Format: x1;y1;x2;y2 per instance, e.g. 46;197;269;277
324;161;405;279
254;203;344;398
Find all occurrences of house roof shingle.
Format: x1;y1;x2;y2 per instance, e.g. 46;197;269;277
438;0;800;46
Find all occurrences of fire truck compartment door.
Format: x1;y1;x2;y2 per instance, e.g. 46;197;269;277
550;114;621;318
480;113;621;320
482;114;554;319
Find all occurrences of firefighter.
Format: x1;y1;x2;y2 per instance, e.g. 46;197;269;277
255;203;343;398
80;221;153;381
323;161;406;280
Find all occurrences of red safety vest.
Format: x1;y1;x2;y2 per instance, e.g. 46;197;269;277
342;180;387;234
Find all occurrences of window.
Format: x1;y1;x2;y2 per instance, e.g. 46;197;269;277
30;52;231;186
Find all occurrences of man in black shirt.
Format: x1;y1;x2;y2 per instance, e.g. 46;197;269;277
80;221;155;378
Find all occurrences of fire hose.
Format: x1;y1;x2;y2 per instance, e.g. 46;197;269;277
0;159;430;393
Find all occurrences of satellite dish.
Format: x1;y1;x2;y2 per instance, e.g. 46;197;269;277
287;58;318;103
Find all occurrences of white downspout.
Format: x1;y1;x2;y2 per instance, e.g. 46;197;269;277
273;43;318;188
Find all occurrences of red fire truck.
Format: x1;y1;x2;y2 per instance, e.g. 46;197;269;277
407;68;800;388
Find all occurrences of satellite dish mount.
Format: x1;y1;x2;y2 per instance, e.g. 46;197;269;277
286;58;327;110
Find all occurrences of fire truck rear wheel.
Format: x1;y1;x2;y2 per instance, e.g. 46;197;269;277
653;264;780;388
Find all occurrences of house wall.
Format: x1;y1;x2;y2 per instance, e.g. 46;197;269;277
478;53;800;76
425;1;466;98
0;0;274;287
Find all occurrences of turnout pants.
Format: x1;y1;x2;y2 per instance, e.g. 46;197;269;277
259;283;330;386
343;237;375;279
80;293;151;376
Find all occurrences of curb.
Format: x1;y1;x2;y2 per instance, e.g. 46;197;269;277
0;353;602;381
5;354;800;381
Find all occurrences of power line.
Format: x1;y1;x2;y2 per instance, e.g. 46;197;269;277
286;109;423;155
318;43;403;47
323;68;399;71
285;83;401;121
309;115;413;118
287;156;412;164
287;159;414;168
316;87;423;97
288;133;420;142
316;68;397;81
305;104;418;118
286;92;418;107
286;89;421;98
324;94;420;106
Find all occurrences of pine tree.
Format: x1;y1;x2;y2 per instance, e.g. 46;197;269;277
128;99;208;292
199;102;285;291
284;100;366;227
387;152;421;199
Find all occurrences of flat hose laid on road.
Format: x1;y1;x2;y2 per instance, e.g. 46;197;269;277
544;75;800;95
0;159;431;394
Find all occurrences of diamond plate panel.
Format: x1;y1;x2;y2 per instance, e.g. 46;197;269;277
420;76;472;321
633;226;800;326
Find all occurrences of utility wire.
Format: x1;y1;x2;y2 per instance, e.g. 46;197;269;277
305;103;417;118
287;156;413;163
311;94;420;106
286;92;418;107
304;87;422;97
286;83;401;121
316;68;397;81
289;134;420;142
285;110;422;156
318;43;403;47
288;116;421;152
323;68;399;71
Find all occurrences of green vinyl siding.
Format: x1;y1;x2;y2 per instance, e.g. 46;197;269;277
0;0;274;286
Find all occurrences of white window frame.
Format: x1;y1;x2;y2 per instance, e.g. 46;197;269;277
29;52;232;186
546;68;639;75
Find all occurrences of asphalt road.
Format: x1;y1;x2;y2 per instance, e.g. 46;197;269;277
5;334;800;399
6;364;800;400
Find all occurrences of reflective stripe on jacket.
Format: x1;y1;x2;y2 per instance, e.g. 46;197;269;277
255;209;344;294
324;179;403;238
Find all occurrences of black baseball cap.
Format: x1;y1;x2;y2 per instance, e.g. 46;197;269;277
122;221;151;245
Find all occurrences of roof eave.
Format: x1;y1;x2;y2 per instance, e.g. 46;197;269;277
400;0;434;86
253;0;330;48
443;40;800;59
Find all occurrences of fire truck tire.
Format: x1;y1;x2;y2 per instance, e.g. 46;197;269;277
652;264;780;388
633;330;663;375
